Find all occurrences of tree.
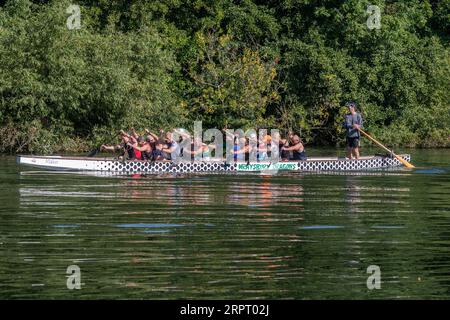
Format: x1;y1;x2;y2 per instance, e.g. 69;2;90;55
185;31;279;129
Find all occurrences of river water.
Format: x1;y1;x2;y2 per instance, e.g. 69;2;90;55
0;149;449;299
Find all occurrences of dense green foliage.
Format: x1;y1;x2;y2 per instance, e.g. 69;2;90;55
0;0;449;153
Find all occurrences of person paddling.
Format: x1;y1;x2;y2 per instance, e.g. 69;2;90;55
279;131;294;161
145;129;159;147
233;137;247;162
343;102;363;159
257;135;271;161
152;139;167;161
126;136;152;160
183;136;211;160
162;131;180;161
281;135;307;161
101;132;136;160
119;130;141;159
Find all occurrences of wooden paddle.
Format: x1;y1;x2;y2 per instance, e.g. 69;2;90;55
358;128;414;168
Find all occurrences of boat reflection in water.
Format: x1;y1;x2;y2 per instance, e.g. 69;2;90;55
9;150;450;299
16;167;417;297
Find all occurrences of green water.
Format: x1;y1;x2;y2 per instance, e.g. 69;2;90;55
0;149;449;299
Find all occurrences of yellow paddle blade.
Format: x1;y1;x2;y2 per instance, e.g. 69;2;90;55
358;129;415;168
395;155;415;168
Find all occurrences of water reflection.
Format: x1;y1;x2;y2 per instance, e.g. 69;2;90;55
4;152;450;298
344;176;362;214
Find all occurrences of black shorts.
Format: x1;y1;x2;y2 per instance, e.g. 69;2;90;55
152;149;165;159
347;137;360;148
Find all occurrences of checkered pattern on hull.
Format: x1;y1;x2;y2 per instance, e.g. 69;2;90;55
298;155;411;171
95;160;235;174
94;155;411;173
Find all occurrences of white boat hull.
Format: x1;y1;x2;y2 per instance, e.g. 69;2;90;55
17;154;412;173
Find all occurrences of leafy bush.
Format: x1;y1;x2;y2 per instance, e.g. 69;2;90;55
0;0;183;153
0;0;448;152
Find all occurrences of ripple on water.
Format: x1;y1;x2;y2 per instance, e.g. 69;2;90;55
2;153;450;299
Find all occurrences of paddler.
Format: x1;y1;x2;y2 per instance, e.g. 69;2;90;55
162;131;180;161
126;136;152;160
144;129;159;152
233;136;247;162
100;131;136;160
257;134;271;161
281;134;307;160
183;136;212;160
280;131;294;160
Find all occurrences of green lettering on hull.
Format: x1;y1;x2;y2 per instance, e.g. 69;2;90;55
237;163;298;171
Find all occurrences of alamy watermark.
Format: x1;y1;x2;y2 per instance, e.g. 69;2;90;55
66;264;81;289
66;4;81;30
367;5;381;30
168;121;283;165
366;265;381;290
65;4;381;31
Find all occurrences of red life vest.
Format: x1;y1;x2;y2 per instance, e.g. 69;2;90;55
134;149;142;160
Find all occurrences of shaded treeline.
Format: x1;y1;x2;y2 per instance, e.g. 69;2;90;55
0;0;449;153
